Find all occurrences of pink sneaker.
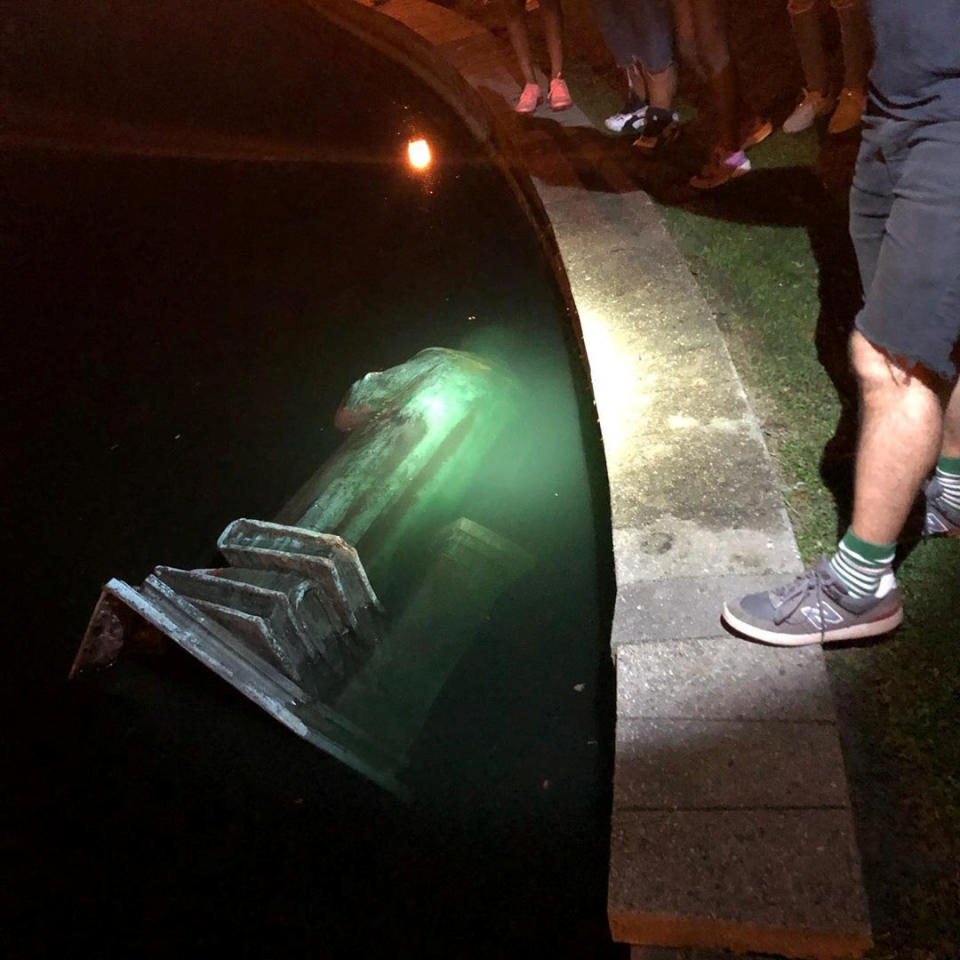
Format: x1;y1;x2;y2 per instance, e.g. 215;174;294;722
548;76;573;111
515;82;542;114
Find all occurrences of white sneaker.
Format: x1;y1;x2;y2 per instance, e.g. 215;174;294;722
604;93;647;133
782;89;834;133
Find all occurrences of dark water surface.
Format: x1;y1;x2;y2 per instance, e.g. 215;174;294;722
2;2;618;955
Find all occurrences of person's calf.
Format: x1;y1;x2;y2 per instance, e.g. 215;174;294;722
940;373;960;458
849;332;943;545
925;458;960;536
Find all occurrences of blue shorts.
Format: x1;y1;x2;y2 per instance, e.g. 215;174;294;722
591;0;675;73
849;111;960;380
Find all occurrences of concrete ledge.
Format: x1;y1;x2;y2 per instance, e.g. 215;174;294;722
613;911;871;960
612;521;801;584
615;637;836;721
609;809;872;959
632;948;735;960
614;718;848;808
612;574;800;644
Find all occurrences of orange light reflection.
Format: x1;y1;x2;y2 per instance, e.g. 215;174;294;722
407;138;432;170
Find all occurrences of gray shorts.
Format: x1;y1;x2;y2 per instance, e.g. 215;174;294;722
850;112;960;380
591;0;675;73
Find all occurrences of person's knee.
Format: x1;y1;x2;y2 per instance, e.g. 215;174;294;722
829;0;859;11
645;61;677;80
851;331;944;402
851;331;913;393
787;0;816;15
702;48;730;75
696;35;729;75
675;36;704;78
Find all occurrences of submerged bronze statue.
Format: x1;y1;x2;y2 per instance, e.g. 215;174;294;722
72;348;531;795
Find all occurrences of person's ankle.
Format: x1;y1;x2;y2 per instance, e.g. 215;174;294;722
718;148;746;164
935;455;960;508
830;528;896;598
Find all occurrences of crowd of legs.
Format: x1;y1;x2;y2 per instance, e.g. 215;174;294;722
499;0;871;187
492;0;959;644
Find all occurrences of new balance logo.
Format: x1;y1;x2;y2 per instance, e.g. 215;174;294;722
801;602;844;630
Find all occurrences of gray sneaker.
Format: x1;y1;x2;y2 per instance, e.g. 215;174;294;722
722;558;902;646
924;477;960;537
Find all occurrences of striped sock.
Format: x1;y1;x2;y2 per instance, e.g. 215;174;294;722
829;528;896;598
935;455;960;510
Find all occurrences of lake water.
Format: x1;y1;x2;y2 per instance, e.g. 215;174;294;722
2;1;619;953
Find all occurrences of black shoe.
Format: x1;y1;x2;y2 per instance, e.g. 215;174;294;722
632;108;680;149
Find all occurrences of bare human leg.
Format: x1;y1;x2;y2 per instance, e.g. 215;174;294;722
849;331;944;546
643;62;678;110
782;0;835;132
538;0;572;109
626;62;648;101
833;0;870;92
717;330;931;644
504;1;537;87
828;0;869;131
788;0;828;95
691;0;738;154
671;0;705;81
540;0;564;79
503;0;546;113
631;61;679;148
926;375;960;534
939;375;960;458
